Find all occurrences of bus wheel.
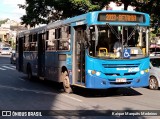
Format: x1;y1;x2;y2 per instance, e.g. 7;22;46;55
149;76;159;90
62;71;72;93
27;67;32;80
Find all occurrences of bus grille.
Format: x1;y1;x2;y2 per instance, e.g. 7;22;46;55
109;82;131;85
104;72;137;76
102;64;140;68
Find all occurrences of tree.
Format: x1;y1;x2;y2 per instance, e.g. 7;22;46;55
18;0;110;27
19;0;160;28
0;18;10;26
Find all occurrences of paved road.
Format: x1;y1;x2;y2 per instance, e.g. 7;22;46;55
0;55;159;119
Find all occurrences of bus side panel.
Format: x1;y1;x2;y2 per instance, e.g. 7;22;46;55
54;52;70;82
45;52;56;81
45;52;72;82
23;52;38;75
23;52;30;74
32;52;38;75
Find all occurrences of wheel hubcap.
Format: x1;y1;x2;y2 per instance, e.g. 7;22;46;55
150;78;156;89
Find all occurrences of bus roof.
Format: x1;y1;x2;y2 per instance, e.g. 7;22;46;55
18;10;150;36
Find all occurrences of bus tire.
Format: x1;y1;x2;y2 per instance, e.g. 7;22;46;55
62;71;72;93
27;66;32;80
149;76;159;90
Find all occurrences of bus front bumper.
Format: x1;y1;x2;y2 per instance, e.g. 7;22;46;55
85;73;149;89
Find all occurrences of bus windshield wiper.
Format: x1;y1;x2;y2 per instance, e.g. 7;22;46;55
106;23;120;40
127;24;139;41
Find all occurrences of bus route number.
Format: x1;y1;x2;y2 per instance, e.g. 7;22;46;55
106;14;137;22
106;14;116;21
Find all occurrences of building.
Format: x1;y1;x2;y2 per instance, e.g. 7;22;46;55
0;19;27;49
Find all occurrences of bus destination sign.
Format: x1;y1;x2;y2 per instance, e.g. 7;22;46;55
98;13;145;23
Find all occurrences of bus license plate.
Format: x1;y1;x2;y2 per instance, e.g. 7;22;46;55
116;78;126;82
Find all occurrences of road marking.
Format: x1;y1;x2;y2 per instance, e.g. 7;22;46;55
0;64;11;65
62;94;82;102
2;66;16;70
0;84;82;102
19;78;26;81
0;67;6;70
0;84;57;95
10;65;16;68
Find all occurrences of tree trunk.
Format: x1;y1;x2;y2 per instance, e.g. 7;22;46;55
124;3;129;10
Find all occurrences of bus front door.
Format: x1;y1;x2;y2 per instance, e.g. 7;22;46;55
74;26;86;86
38;33;45;78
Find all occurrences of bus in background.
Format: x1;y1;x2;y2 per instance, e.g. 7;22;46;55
16;10;150;93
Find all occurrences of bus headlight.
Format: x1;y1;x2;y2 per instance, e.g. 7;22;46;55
140;69;149;74
96;71;101;76
88;70;101;76
140;71;144;75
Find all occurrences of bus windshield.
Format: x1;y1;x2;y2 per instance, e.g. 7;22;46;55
89;25;148;59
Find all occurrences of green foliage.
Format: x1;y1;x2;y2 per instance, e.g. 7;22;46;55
0;18;10;26
18;0;160;29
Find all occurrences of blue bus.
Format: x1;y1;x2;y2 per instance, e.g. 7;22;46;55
16;10;150;93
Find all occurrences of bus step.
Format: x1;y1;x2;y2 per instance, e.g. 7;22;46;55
73;84;85;88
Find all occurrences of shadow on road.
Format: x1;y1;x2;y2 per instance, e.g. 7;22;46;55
20;76;64;92
20;76;142;98
72;87;142;97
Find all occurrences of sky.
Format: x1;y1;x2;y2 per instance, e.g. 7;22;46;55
0;0;26;22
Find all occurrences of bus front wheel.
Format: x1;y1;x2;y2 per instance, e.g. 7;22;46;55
62;71;72;93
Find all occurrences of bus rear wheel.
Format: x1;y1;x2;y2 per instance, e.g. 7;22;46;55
62;71;72;93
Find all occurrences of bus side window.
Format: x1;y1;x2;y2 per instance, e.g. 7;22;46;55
59;26;70;51
46;29;57;51
24;35;30;51
33;33;38;51
29;34;36;51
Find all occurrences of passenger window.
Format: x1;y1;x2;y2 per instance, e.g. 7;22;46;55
46;29;57;51
58;26;71;51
